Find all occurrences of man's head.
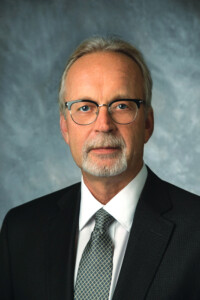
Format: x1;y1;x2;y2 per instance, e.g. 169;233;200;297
59;37;153;115
60;37;154;181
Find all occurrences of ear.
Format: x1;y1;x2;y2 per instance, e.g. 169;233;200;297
60;114;69;145
144;107;154;143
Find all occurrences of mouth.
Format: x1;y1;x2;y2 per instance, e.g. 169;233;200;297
89;147;121;155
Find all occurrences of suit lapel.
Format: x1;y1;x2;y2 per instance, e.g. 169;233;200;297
113;169;175;300
45;184;81;300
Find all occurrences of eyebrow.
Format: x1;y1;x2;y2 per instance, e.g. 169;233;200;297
110;94;131;100
67;94;132;102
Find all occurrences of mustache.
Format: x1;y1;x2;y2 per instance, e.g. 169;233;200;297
83;133;126;153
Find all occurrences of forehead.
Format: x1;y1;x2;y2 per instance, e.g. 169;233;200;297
65;51;144;99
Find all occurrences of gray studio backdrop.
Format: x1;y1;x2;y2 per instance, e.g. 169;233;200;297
0;0;200;226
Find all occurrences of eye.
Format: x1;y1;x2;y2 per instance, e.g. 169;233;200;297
117;103;128;110
72;101;97;114
111;101;131;111
78;105;91;112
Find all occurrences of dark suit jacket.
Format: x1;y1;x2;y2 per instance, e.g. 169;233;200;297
0;168;200;300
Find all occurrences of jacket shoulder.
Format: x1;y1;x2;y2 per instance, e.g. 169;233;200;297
147;168;200;222
160;176;200;200
2;182;81;229
148;167;199;201
164;180;200;222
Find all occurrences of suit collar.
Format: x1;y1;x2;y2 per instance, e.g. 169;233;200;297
113;168;175;300
45;183;81;300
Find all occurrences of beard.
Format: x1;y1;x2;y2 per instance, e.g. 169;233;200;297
82;133;127;177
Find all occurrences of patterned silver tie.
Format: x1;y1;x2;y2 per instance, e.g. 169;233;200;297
74;208;115;299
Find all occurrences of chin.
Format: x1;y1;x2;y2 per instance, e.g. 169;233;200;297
82;157;128;177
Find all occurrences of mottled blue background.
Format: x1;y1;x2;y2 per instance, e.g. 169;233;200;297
0;0;200;226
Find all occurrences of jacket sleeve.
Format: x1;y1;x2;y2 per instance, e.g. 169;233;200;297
0;213;14;300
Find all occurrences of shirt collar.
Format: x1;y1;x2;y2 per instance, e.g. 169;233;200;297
79;164;148;232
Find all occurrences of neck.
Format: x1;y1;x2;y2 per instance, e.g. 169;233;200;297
82;164;143;204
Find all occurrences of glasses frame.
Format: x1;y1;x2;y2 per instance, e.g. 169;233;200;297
64;99;145;125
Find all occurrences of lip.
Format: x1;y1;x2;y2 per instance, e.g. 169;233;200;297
90;147;120;154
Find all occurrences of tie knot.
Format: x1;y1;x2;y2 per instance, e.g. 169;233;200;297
94;208;114;232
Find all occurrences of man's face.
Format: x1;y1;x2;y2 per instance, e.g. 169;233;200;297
60;51;153;180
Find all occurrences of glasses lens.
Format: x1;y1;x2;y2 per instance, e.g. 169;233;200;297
71;101;97;125
110;100;138;124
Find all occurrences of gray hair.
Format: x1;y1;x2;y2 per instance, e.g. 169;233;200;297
59;37;153;115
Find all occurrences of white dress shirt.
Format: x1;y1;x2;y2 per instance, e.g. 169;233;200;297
74;164;148;299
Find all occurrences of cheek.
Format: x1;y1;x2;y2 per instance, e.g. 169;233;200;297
67;128;88;165
66;121;83;147
68;139;83;167
69;133;83;153
124;125;145;155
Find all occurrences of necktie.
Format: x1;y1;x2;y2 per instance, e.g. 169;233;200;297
74;208;115;299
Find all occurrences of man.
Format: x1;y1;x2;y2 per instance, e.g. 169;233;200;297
0;37;200;300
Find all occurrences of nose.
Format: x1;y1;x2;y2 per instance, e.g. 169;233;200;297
93;105;116;133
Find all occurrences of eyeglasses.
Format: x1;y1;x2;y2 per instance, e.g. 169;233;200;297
64;99;145;125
